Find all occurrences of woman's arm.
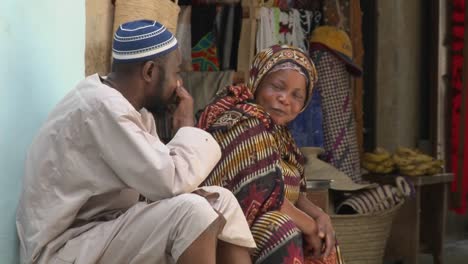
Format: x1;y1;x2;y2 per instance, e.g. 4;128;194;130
296;193;335;257
280;198;322;258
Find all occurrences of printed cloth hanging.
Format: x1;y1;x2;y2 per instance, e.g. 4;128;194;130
450;0;468;214
256;7;319;52
311;50;361;182
191;5;219;71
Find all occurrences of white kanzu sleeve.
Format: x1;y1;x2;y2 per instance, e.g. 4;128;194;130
86;101;221;201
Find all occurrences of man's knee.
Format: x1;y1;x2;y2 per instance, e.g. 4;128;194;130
199;186;238;206
173;193;223;224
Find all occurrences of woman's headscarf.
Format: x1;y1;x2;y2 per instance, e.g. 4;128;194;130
248;44;317;108
198;44;317;130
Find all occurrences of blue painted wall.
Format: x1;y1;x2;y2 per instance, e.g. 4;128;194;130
0;1;85;262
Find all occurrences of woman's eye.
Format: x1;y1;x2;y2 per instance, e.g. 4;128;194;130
294;93;304;99
271;84;282;91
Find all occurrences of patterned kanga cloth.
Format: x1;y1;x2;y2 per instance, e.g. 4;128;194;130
311;49;362;182
198;84;338;264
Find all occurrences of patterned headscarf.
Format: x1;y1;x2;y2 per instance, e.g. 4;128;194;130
248;44;317;109
198;45;317;130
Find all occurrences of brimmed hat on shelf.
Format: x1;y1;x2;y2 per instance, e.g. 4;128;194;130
309;26;363;76
301;147;376;191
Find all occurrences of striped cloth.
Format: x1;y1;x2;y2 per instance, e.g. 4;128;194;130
336;176;414;214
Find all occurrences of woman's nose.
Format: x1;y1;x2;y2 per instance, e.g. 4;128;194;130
278;93;290;105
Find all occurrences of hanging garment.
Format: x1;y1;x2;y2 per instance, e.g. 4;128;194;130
257;7;280;52
322;0;350;32
191;5;219;71
311;50;361;182
215;3;243;70
257;7;315;52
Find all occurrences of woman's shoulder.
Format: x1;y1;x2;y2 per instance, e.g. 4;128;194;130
207;103;275;132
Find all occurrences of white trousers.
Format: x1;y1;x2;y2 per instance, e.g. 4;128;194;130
48;186;255;264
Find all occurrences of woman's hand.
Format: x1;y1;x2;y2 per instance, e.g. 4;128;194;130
296;193;336;257
279;198;323;258
315;213;335;257
302;220;323;259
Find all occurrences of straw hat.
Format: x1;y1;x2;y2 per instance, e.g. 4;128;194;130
301;147;376;191
309;26;362;76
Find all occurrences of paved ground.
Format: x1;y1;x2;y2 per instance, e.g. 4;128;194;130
382;239;468;264
419;239;468;264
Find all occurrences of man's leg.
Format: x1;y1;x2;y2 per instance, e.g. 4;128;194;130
217;240;253;264
177;214;226;264
199;186;256;264
53;193;221;264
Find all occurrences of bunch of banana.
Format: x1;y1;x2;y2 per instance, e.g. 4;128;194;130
392;147;444;176
362;147;395;174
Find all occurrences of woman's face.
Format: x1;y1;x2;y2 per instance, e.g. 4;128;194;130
255;69;307;125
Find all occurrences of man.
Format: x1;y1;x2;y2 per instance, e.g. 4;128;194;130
16;20;255;264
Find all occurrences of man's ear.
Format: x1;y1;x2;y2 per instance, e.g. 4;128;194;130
141;60;157;83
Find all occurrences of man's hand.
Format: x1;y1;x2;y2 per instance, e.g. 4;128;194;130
172;80;194;132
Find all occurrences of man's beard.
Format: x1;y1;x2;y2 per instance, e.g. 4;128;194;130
147;91;177;115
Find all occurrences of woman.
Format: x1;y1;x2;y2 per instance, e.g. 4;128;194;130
198;45;340;264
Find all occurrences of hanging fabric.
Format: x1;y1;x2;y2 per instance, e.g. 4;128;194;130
322;0;350;32
191;5;219;71
450;0;468;214
256;7;316;52
256;7;279;52
215;3;243;70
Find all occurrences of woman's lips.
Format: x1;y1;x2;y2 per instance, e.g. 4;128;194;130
270;108;286;115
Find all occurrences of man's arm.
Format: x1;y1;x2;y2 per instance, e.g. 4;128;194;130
86;101;221;201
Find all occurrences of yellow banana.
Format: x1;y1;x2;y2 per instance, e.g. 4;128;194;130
392;154;412;166
409;153;433;163
396;146;417;157
399;164;416;171
363;152;390;163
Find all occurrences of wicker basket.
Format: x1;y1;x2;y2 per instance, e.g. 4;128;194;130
113;0;180;34
331;202;403;264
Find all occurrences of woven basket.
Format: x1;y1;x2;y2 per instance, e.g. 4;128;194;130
331;202;403;264
113;0;180;34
